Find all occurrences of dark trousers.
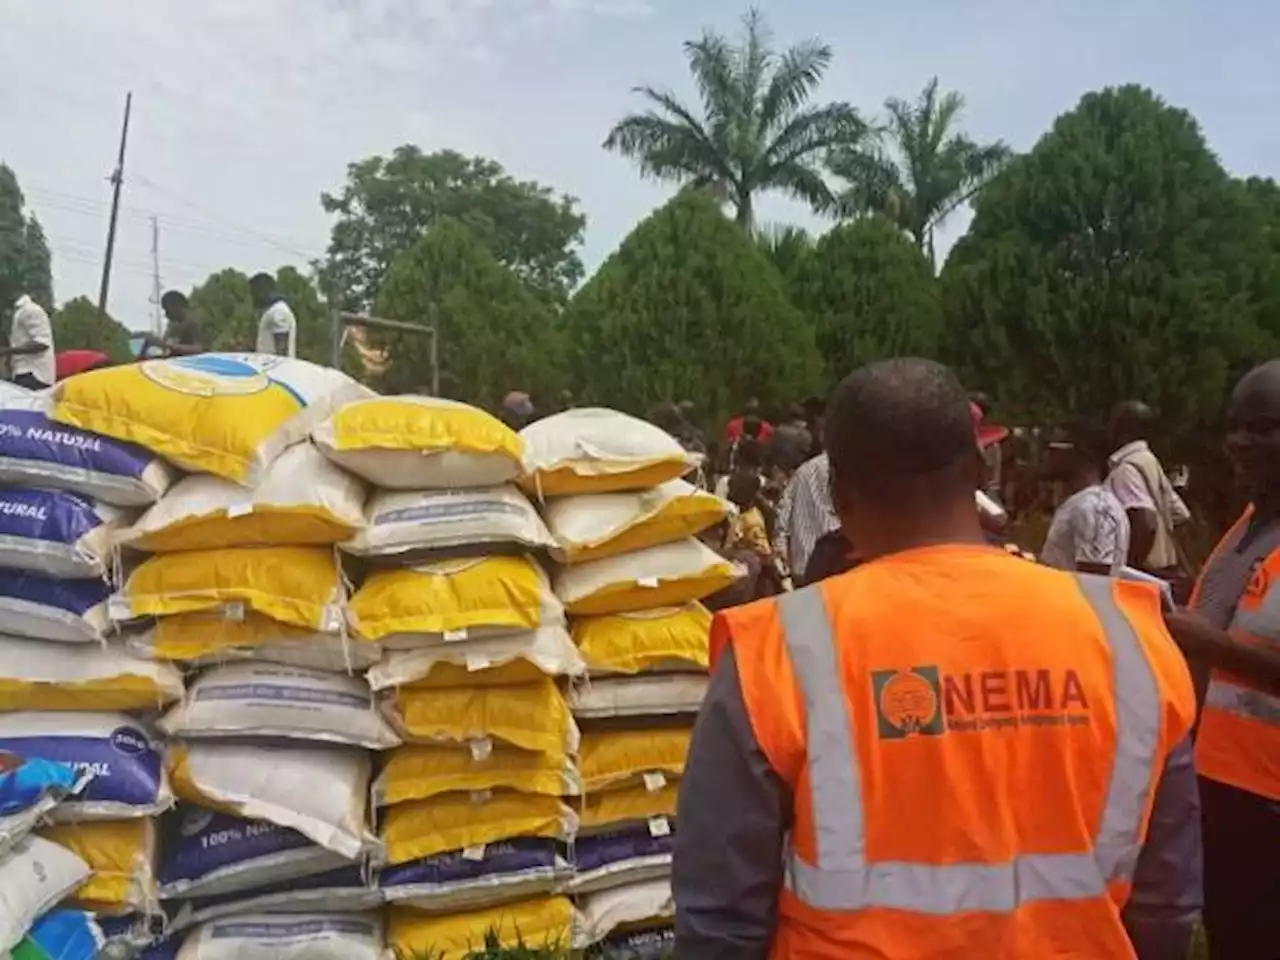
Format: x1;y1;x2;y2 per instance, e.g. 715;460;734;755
1200;776;1280;959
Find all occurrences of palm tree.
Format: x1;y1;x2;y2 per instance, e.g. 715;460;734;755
604;8;868;231
829;77;1012;267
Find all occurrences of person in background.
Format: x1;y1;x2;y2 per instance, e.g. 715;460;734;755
971;391;1003;499
971;400;1011;536
500;391;535;431
675;357;1201;960
774;449;839;579
250;272;297;358
802;395;826;459
770;404;813;476
725;398;774;446
3;294;55;390
1107;400;1189;581
1041;425;1131;575
1160;361;1280;960
142;291;205;357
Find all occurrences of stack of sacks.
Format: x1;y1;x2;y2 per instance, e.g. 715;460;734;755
522;408;734;952
47;353;384;951
0;756;96;954
0;382;190;939
314;396;585;956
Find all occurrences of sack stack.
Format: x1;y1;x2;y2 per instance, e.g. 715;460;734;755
41;354;382;958
0;383;187;941
314;396;586;960
521;408;735;954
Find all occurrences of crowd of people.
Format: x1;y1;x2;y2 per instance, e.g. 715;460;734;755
672;358;1279;960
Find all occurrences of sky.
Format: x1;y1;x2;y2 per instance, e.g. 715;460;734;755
2;0;1277;333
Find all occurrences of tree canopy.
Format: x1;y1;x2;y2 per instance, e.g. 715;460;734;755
793;216;941;384
941;84;1271;431
187;266;331;362
52;296;132;362
321;147;585;310
0;164;53;313
604;9;867;230
830;77;1011;266
564;189;822;424
373;219;563;407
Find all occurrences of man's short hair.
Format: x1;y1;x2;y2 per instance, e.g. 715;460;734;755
160;290;187;311
825;358;976;496
249;272;274;289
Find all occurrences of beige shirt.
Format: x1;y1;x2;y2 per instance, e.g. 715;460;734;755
1106;440;1188;570
10;295;54;386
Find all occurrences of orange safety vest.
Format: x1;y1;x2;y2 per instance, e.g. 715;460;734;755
712;546;1195;959
1192;507;1280;801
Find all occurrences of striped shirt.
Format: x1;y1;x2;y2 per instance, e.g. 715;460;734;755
775;453;840;575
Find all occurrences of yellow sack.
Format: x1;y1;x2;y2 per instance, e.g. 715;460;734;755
573;604;711;675
387;897;580;960
388;676;579;760
127;609;380;672
381;791;577;866
579;783;679;832
52;353;367;485
39;818;156;914
0;636;183;711
366;626;585;692
116;443;366;552
348;555;563;646
520;409;696;497
544;480;730;564
375;744;582;807
554;538;738;616
117;546;344;632
580;728;692;794
312;395;525;490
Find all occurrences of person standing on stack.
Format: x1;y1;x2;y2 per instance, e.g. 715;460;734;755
674;357;1202;960
1160;361;1280;960
1107;401;1190;587
250;272;297;357
143;290;205;357
3;293;54;389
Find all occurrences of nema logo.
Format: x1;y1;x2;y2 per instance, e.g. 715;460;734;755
873;667;945;738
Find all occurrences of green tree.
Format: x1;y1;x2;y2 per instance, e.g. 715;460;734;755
940;85;1270;433
187;266;332;363
373;219;563;407
604;9;867;231
0;164;53;312
794;217;941;383
755;223;814;295
830;77;1011;266
52;296;132;362
564;189;822;425
321;147;585;310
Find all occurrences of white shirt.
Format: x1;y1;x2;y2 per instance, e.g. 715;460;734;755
256;300;297;357
10;295;55;387
1041;484;1131;574
774;454;840;575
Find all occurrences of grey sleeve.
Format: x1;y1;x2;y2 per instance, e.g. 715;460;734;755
674;645;790;960
1121;736;1203;960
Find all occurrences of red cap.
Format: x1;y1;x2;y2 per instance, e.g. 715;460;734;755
971;401;1009;450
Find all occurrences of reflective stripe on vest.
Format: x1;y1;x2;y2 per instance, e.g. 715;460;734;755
1204;678;1280;727
775;574;1161;914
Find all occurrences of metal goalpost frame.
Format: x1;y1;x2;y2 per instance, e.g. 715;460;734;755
331;311;439;396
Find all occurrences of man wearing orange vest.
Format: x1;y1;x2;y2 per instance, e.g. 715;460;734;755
674;358;1202;959
1161;361;1280;959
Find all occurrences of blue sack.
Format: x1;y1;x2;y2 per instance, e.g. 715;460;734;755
9;909;103;960
0;569;112;643
0;488;125;578
0;754;86;856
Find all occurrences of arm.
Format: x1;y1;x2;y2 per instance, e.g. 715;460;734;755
1110;464;1159;567
270;331;290;356
773;482;795;561
1163;609;1280;694
674;646;788;960
1121;737;1202;960
0;342;48;358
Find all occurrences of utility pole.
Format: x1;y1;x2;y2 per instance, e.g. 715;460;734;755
97;91;132;319
149;216;162;335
